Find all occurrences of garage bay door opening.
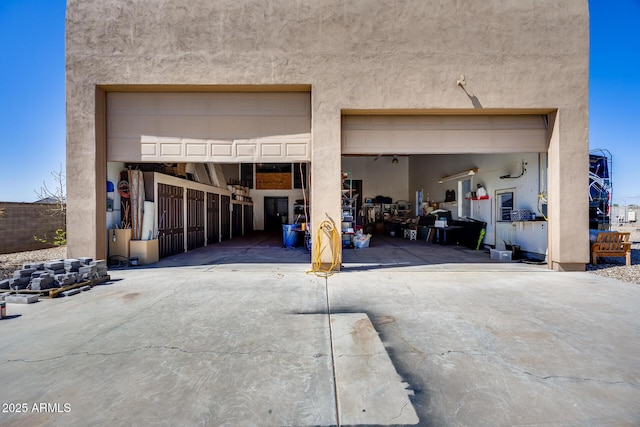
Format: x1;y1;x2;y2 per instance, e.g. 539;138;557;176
106;161;311;263
104;91;311;264
340;114;549;267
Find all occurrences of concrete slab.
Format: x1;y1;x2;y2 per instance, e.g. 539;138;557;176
5;294;39;304
0;243;638;425
0;267;336;426
61;288;81;297
331;313;419;425
327;270;640;425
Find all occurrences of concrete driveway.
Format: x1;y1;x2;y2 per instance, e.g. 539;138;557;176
1;248;639;426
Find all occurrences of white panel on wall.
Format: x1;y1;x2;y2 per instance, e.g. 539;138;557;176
286;142;309;157
186;143;207;157
211;141;233;157
160;144;182;156
140;144;156;156
107;92;311;162
236;141;257;158
261;143;283;157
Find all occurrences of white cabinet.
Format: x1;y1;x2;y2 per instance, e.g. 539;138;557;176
514;221;548;256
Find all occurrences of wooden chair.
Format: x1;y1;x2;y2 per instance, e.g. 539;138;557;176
591;232;631;266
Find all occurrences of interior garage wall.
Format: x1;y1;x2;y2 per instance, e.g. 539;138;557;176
342;156;410;203
251;189;307;230
409;153;546;247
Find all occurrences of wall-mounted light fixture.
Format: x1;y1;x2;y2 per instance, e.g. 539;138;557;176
392;155;399;164
438;168;478;184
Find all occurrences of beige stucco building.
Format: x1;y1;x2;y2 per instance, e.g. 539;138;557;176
66;0;589;271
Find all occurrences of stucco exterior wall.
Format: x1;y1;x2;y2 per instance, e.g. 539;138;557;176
66;0;589;269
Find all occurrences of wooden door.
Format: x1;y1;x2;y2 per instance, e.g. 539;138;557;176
220;195;231;241
232;204;243;238
187;189;205;250
206;193;220;244
244;204;253;234
157;183;184;258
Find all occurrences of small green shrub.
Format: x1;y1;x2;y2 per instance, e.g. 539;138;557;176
34;228;67;246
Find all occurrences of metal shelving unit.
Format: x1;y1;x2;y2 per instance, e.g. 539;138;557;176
341;171;356;248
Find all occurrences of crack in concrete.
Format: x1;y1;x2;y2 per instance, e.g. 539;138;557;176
1;345;328;365
522;372;640;387
433;348;640;389
381;400;414;424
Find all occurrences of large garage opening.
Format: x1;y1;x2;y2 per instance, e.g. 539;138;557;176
340;114;550;268
103;90;312;265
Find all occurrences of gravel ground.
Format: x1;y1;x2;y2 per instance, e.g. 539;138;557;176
0;246;67;280
1;228;639;284
586;225;640;285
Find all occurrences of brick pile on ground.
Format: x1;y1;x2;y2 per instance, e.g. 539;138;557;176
0;257;108;292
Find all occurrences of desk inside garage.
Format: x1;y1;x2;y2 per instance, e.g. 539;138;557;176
428;225;464;245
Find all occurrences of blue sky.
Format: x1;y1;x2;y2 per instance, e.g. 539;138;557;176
0;1;638;206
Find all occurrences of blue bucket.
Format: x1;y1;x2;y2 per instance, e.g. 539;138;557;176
282;224;300;248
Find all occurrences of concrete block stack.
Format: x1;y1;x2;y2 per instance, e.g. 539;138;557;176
92;260;108;278
2;257;110;296
30;273;57;291
44;260;66;275
54;272;78;287
64;258;81;273
77;265;97;282
24;262;45;270
9;268;35;290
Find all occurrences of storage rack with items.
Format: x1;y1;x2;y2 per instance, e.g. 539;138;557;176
359;199;413;236
293;199;309;224
226;179;252;202
341;171;357;248
293;198;311;250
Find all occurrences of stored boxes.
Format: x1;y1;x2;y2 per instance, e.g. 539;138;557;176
490;249;512;262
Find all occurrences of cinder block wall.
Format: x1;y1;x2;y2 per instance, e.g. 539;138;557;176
0;202;66;254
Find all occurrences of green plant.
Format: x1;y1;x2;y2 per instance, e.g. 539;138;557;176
34;228;67;246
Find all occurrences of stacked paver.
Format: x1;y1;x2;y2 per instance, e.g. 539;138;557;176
0;258;108;292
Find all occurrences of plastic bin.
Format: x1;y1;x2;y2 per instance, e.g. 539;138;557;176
282;224;300;248
490;249;512;262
